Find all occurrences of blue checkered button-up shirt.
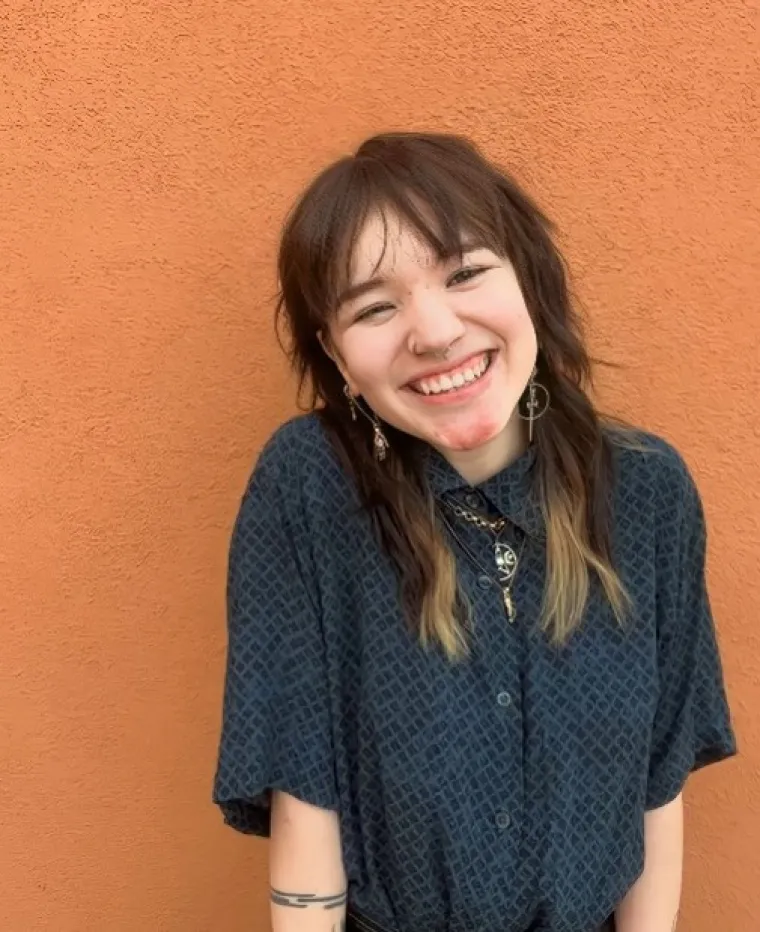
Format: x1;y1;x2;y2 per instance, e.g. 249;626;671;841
213;413;735;932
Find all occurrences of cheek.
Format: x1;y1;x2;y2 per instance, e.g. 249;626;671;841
475;273;533;333
488;299;533;343
338;331;397;397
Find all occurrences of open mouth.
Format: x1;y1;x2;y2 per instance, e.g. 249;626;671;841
408;351;494;396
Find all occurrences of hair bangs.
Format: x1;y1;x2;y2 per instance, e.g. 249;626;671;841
303;149;511;323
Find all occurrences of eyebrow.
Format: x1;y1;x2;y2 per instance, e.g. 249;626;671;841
337;242;486;308
336;276;389;307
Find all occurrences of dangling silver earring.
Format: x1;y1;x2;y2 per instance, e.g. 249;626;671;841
343;384;389;461
518;367;550;443
343;384;357;421
372;422;389;461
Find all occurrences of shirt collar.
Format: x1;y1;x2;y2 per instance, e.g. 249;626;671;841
424;444;545;539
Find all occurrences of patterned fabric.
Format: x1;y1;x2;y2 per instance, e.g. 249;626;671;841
213;413;736;932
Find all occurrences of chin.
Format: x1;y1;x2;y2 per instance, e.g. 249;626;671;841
425;414;508;454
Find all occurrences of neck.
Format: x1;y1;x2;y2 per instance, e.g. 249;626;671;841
440;415;528;486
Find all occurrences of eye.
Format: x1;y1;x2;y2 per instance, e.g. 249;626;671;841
354;302;395;323
448;266;488;287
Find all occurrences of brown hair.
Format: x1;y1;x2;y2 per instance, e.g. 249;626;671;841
276;131;631;658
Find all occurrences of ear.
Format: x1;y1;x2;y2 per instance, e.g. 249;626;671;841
317;329;358;395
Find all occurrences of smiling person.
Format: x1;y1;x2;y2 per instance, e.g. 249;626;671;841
213;133;736;932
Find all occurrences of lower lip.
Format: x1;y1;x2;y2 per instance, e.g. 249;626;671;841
407;353;496;406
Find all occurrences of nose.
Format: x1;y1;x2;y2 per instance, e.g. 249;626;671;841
406;292;466;357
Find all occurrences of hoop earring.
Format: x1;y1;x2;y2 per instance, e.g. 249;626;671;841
343;385;389;461
518;369;550;443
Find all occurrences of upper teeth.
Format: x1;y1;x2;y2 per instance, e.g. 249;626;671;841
414;354;490;395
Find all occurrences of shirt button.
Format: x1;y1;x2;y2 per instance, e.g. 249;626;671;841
465;491;480;509
477;574;491;590
496;691;512;708
495;810;511;829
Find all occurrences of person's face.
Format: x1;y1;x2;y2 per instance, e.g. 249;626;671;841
324;212;538;464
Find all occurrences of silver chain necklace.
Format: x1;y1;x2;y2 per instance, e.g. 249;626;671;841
441;501;527;622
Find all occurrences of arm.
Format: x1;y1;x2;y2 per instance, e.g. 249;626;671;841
270;790;347;932
615;793;683;932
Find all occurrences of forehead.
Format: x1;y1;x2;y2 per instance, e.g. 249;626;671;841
349;210;437;282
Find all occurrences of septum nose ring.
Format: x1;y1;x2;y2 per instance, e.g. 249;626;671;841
411;338;455;360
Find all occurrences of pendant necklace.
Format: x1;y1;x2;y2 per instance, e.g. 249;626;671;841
439;501;527;623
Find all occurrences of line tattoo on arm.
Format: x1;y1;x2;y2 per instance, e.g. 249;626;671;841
270;888;348;911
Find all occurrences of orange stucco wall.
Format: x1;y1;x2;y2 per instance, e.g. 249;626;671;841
2;3;757;930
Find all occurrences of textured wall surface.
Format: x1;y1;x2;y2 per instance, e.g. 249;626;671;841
1;1;758;930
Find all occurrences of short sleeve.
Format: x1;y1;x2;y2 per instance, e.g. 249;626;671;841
646;458;737;809
212;439;339;835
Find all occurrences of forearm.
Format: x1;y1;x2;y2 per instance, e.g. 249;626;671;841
270;790;347;932
615;793;684;932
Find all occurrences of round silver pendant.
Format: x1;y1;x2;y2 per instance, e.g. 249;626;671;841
494;541;518;583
